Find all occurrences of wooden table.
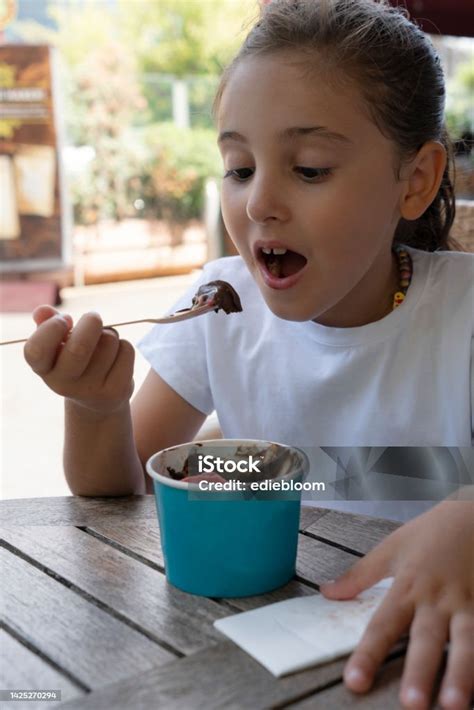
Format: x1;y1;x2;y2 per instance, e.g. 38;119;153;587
1;496;413;709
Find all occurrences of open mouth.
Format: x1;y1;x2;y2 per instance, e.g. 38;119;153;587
258;247;308;279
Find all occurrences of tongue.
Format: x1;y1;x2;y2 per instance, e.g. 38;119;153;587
280;250;307;278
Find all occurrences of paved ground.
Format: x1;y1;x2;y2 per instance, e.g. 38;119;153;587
0;271;203;500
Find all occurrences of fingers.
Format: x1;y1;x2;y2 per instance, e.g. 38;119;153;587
76;328;121;381
67;331;135;410
25;311;105;379
53;312;104;380
32;304;58;325
25;306;74;375
344;586;413;693
343;587;473;710
32;305;73;329
320;538;393;600
103;337;136;401
438;609;474;710
398;604;449;709
24;314;71;375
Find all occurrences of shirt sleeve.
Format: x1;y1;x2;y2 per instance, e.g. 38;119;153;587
135;267;214;415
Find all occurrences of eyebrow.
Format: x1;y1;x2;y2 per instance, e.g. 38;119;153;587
217;126;353;146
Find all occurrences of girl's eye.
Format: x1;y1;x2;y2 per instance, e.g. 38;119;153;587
296;167;332;181
222;167;332;182
223;168;254;181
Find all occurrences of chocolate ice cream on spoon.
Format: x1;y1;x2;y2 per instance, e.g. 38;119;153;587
0;280;243;345
176;280;242;315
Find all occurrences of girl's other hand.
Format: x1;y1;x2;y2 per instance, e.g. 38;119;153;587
320;500;474;710
24;305;135;415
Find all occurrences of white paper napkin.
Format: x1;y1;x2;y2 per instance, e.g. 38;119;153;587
214;578;394;677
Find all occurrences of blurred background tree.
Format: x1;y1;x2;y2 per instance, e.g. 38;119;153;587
119;0;255;129
446;59;474;146
71;41;146;224
11;0;256;228
120;0;248;76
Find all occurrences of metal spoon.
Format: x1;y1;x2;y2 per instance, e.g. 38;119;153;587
0;302;218;346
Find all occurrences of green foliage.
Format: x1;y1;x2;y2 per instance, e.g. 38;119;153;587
446;59;474;139
67;41;146;223
118;0;256;77
71;122;223;226
71;140;145;226
140;76;174;127
10;0;255;226
189;76;221;130
135;123;223;223
139;74;221;129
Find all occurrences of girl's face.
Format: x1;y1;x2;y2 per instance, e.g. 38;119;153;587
217;53;405;326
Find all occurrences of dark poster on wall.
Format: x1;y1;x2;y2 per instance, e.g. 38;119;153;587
0;44;70;273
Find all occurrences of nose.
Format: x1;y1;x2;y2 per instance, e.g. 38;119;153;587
245;172;290;224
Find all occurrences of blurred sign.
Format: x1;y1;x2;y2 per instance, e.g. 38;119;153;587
0;44;69;273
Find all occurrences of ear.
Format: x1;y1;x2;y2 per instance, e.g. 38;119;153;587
399;141;447;221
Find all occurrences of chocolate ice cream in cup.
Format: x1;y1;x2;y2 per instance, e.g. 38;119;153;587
146;439;309;597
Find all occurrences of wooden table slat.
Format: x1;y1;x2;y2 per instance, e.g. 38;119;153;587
298;506;330;531
225;579;317;612
296;533;359;587
0;525;229;655
0;496;157;527
42;639;350;710
0;548;174;690
83;518;164;568
0;629;85;708
303;509;401;555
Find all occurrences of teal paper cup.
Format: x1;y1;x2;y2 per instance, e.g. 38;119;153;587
146;439;309;597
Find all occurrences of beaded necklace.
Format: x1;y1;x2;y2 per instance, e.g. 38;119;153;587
392;246;413;310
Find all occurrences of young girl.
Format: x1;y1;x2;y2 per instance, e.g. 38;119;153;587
24;0;472;707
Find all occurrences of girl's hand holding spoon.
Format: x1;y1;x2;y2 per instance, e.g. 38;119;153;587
18;281;242;416
23;306;136;416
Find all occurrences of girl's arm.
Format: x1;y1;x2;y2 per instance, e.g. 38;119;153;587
64;398;146;496
23;306;206;497
65;369;206;496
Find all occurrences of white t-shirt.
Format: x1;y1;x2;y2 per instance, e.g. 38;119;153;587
137;245;473;520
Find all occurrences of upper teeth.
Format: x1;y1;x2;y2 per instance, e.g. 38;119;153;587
262;247;287;255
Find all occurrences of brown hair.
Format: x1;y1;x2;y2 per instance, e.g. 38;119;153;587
212;0;459;251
